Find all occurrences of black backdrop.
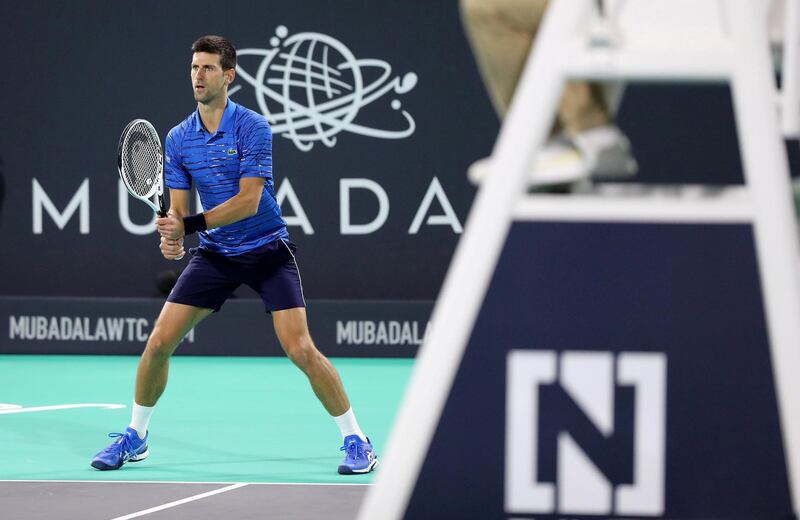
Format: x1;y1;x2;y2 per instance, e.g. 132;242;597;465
0;1;489;299
0;1;778;300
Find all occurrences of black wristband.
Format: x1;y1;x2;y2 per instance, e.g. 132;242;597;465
183;213;207;235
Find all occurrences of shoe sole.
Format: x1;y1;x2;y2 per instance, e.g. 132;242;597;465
338;457;379;475
130;448;149;462
90;448;149;471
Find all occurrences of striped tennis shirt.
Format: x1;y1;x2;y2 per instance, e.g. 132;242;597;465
164;99;288;255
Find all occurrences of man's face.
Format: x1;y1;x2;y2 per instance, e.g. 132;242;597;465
191;52;232;104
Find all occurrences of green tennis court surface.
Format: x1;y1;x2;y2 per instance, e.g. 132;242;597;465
0;355;412;484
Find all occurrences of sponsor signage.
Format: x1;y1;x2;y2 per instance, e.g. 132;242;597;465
0;3;747;304
0;2;486;301
403;222;793;519
0;297;431;358
505;350;666;517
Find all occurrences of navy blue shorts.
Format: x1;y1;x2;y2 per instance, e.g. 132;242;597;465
167;238;306;313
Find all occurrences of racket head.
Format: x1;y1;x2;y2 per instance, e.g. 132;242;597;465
117;119;165;215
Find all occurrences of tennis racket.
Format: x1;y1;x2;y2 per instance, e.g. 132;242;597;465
117;119;166;217
118;119;184;260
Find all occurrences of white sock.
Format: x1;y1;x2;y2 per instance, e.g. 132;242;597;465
333;407;367;442
129;402;154;440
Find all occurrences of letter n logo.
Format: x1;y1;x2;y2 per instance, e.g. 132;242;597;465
505;350;666;517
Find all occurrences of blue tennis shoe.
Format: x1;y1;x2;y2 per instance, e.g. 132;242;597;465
338;434;378;474
90;427;149;470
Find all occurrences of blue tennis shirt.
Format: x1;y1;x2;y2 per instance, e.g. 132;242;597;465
164;99;288;255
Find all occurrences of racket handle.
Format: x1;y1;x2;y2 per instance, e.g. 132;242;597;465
157;192;167;218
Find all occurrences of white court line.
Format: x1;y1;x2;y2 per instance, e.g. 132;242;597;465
0;403;125;415
0;479;371;486
108;483;248;520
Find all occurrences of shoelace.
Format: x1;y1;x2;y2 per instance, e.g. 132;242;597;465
340;440;365;461
105;432;138;461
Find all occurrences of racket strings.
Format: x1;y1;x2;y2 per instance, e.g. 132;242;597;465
122;124;162;198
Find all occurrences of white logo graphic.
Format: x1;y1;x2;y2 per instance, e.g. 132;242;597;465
232;25;418;151
505;350;666;517
0;403;125;415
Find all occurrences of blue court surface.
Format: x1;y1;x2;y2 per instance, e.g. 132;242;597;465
0;355;413;519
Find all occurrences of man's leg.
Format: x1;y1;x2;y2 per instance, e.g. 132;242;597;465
272;307;349;416
461;0;606;187
91;302;212;471
272;307;378;474
559;83;610;135
459;0;548;118
135;302;213;406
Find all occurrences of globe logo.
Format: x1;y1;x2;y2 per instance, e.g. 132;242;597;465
232;26;418;152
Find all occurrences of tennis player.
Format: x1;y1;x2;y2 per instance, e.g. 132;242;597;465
91;35;377;475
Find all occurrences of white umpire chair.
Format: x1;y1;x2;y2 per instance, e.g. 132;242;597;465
360;1;800;518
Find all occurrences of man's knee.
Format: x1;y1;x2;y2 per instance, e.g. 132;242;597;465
282;335;319;370
143;303;207;360
144;330;177;359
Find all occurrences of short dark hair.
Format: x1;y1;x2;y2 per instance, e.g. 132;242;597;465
191;35;237;70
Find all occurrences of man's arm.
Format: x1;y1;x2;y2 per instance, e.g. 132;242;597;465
156;177;264;240
168;188;191;218
200;176;264;228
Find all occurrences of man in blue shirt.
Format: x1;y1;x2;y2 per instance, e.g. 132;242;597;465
91;35;377;475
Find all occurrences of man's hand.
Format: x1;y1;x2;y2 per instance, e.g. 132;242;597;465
156;215;185;241
160;236;185;260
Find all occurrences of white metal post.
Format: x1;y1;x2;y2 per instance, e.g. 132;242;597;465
729;2;800;513
782;0;800;137
356;2;585;518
